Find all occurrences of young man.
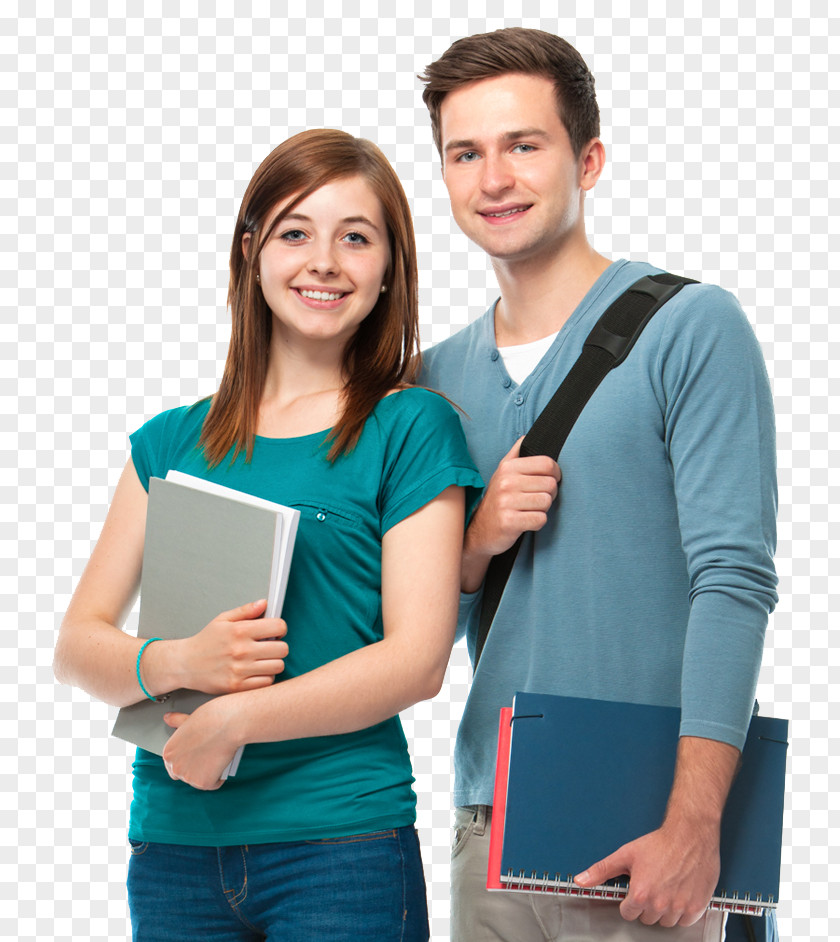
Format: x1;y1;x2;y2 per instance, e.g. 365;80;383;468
419;28;778;942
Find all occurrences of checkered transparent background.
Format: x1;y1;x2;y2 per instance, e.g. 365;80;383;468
2;2;837;939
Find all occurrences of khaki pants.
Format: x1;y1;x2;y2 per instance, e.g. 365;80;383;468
451;806;727;942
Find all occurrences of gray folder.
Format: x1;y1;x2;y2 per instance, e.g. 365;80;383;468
112;474;298;773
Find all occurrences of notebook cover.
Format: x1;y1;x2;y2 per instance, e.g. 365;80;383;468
487;706;514;891
495;692;787;912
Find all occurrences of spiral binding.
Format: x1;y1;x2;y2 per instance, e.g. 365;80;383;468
500;870;776;915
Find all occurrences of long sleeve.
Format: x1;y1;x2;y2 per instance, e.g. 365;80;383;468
658;285;778;747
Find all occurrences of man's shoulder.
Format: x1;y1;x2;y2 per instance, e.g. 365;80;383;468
421;307;493;383
658;279;751;340
609;263;749;338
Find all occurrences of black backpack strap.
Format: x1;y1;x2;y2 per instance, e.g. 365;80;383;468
474;273;698;667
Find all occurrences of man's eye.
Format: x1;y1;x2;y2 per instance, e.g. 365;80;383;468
457;151;480;163
512;144;535;154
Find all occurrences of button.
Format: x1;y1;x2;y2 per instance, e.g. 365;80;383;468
502;377;512;388
316;512;327;521
490;350;499;361
514;394;524;405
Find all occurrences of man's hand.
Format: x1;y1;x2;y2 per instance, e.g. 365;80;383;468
573;815;720;927
462;438;561;592
574;736;740;926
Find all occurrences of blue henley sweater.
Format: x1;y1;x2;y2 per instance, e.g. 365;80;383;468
420;259;778;809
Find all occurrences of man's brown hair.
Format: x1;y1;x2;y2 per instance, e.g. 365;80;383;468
419;27;600;159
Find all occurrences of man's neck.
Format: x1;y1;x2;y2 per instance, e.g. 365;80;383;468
492;242;613;348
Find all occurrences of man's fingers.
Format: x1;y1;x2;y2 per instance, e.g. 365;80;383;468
500;473;561;496
574;849;630;888
677;908;707;927
502;437;525;461
501;439;562;480
619;896;645;922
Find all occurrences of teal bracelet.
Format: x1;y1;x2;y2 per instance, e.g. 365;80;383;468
136;637;170;703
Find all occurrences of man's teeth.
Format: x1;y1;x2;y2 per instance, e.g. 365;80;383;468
487;207;527;217
299;289;344;301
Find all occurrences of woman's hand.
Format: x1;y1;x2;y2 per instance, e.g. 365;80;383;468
167;599;289;695
54;460;288;707
162;698;243;790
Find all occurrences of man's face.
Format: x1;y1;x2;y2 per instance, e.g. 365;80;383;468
439;73;585;265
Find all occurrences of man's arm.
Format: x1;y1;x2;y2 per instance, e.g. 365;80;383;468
572;288;778;926
574;735;740;927
461;438;561;592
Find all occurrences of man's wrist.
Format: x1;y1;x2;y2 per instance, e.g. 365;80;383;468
662;800;723;834
461;527;492;592
664;736;740;831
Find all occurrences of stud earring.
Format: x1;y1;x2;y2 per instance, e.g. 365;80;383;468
256;273;261;284
379;285;387;294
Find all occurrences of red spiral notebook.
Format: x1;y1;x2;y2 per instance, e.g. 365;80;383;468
487;693;788;915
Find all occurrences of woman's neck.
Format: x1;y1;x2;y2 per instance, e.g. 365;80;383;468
257;335;347;439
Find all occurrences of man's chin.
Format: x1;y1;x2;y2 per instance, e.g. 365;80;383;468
471;236;541;264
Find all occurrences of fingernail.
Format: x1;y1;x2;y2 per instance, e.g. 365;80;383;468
575;871;589;883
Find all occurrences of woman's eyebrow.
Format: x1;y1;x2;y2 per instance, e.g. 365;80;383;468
282;212;381;232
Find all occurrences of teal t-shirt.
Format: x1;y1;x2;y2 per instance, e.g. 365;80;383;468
126;387;483;845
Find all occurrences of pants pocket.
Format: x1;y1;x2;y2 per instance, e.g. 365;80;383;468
451;807;477;859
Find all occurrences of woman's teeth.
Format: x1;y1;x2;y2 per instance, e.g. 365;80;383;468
299;289;344;301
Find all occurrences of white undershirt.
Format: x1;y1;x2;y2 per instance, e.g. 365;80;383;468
497;333;558;385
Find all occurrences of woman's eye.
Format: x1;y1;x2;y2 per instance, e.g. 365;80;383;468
343;232;369;245
280;229;307;242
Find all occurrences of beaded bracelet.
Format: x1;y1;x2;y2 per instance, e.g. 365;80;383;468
136;637;170;703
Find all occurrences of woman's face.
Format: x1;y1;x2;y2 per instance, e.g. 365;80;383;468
253;175;391;353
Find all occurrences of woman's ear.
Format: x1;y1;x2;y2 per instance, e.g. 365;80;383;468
241;231;251;259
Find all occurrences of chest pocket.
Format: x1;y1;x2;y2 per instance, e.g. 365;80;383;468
288;499;380;632
289;500;365;533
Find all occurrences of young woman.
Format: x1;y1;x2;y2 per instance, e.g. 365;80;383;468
54;129;483;942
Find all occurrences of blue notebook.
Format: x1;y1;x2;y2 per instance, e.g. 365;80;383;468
494;692;787;914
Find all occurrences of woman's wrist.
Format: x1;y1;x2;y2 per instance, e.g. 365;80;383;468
138;638;183;699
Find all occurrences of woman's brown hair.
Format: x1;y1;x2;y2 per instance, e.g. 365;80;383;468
200;129;419;464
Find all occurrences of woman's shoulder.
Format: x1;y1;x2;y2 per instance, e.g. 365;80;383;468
133;397;212;440
366;387;472;469
375;386;461;423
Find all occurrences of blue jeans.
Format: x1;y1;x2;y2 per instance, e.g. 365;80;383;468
127;826;429;941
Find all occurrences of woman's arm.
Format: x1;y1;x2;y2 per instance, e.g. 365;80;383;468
53;459;288;707
161;484;466;789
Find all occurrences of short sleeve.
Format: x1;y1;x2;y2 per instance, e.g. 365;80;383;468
378;390;485;536
129;410;172;492
128;402;209;492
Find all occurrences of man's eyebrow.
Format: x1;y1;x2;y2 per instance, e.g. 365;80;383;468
443;128;551;154
501;128;551;143
444;138;478;154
